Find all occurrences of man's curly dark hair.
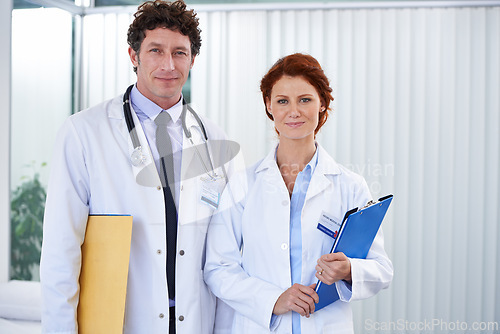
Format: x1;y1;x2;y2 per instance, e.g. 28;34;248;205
127;0;201;71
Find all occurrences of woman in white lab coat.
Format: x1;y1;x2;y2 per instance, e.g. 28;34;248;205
204;53;393;334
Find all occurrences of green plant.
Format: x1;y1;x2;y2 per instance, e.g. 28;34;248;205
10;162;47;281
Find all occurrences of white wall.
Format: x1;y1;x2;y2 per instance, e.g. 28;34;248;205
190;5;500;331
0;0;12;283
79;4;500;330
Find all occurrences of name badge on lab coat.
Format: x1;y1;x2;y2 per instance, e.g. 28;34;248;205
200;174;225;210
317;211;342;239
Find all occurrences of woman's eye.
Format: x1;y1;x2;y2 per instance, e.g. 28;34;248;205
300;98;311;103
277;99;288;104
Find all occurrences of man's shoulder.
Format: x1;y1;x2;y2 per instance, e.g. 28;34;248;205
198;114;227;140
69;95;123;123
79;95;122;115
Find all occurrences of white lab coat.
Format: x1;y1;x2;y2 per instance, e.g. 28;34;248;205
204;144;393;334
40;94;240;334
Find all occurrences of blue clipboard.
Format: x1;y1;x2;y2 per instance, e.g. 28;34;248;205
314;194;393;311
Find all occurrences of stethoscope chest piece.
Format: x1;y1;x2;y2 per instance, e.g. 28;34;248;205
130;146;147;167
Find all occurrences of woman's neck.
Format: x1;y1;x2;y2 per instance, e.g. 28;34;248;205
277;138;316;168
276;137;316;195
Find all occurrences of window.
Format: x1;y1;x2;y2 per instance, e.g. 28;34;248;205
10;8;72;280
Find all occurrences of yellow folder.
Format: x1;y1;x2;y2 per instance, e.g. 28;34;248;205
77;215;133;334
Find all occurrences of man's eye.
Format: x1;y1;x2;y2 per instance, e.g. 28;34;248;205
150;48;160;53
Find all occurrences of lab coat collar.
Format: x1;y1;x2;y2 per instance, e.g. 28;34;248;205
109;85;183;123
182;104;202;131
255;145;279;174
315;144;342;176
305;144;342;201
108;94;125;119
130;84;183;123
180;108;206;181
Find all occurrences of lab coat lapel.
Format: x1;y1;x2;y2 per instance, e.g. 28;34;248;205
110;97;160;187
180;110;203;182
305;145;342;202
179;111;210;226
254;147;278;174
255;145;290;197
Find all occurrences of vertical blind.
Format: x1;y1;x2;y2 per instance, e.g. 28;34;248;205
80;4;500;332
80;12;136;109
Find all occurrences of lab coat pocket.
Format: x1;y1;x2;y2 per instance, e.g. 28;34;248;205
304;210;343;261
322;322;353;334
199;269;216;331
232;314;270;334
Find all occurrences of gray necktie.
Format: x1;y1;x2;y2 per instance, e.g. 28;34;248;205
154;111;177;300
155;111;175;189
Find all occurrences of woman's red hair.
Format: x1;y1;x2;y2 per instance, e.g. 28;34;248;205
260;53;333;135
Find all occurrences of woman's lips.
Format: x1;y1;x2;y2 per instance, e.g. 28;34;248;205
286;122;304;128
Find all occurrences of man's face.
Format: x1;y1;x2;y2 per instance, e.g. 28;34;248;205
129;27;195;110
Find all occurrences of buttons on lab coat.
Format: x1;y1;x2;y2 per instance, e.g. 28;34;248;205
179;315;185;321
281;243;288;250
157;185;162;190
179;250;185;256
156;249;162;254
281;200;288;206
159;313;164;319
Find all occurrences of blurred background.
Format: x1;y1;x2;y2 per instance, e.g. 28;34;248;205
0;0;499;332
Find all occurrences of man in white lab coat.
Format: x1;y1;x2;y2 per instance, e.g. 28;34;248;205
40;1;239;333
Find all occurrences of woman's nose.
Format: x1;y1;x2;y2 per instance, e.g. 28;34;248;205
288;103;300;117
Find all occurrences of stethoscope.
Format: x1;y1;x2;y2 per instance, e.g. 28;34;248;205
123;84;219;180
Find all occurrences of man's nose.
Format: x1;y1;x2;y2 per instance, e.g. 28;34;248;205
161;54;175;71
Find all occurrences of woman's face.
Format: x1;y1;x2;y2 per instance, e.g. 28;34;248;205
266;75;323;142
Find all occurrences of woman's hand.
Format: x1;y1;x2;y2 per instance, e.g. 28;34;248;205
273;283;319;317
315;252;352;285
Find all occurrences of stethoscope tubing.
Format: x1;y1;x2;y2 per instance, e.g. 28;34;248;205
123;84;208;147
123;84;141;149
